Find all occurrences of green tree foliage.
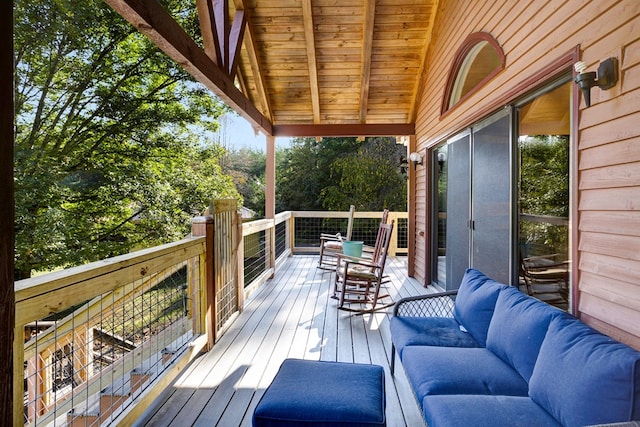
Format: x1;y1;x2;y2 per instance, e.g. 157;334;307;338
14;0;237;278
222;147;268;217
323;137;407;211
277;137;407;212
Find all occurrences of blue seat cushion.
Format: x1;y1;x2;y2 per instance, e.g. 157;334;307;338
252;359;386;427
422;395;561;427
486;285;563;382
453;269;506;346
401;346;529;399
529;315;640;426
390;316;480;357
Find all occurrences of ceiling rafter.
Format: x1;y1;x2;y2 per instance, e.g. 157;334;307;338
233;0;272;123
302;0;321;124
103;0;272;135
409;0;440;122
359;0;376;124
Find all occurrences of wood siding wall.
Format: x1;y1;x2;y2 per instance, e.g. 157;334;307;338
413;0;640;349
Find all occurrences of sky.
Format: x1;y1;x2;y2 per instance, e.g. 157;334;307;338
216;112;291;152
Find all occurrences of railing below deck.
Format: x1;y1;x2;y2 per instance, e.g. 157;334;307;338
15;208;407;426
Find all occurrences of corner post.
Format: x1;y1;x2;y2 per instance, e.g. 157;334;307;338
265;135;276;276
2;0;15;424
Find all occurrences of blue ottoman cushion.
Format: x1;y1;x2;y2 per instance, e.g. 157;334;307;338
253;359;386;427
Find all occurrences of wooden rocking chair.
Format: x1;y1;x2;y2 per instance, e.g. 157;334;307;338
318;205;355;269
333;220;395;313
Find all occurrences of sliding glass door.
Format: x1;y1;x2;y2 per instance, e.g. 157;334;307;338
434;109;512;290
471;109;513;284
431;78;571;305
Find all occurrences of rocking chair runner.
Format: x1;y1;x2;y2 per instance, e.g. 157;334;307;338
317;205;355;269
333;220;395;313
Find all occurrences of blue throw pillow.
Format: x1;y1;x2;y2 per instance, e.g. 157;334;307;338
453;269;506;346
486;286;563;382
529;314;640;426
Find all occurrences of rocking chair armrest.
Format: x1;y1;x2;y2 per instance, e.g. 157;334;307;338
393;290;458;317
320;233;343;242
337;253;377;269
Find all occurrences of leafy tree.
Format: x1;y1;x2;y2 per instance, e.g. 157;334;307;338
322;137;407;211
277;137;407;212
222;147;268;216
14;0;236;278
277;137;360;211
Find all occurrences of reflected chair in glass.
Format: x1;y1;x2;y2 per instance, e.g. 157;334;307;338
520;253;569;309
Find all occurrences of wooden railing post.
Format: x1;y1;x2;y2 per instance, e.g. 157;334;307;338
192;216;215;349
235;210;245;311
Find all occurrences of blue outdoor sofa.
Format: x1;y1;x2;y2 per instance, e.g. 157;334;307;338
390;268;640;427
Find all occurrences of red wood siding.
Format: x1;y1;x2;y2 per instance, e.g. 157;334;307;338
412;0;640;349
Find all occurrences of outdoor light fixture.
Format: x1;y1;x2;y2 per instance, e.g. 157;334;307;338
437;151;446;172
574;57;618;107
409;152;423;169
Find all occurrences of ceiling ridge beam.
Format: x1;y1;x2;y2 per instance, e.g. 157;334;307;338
359;0;376;124
104;0;272;135
302;0;321;124
273;123;415;137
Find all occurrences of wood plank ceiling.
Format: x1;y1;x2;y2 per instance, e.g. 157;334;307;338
105;0;439;137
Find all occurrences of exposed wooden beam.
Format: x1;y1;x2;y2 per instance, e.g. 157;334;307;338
233;0;272;122
228;9;246;78
273;123;415;137
301;0;321;123
1;1;15;425
197;1;245;79
359;0;376;123
195;0;219;64
214;0;229;68
104;0;273;135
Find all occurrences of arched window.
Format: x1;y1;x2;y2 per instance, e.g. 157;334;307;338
442;32;505;114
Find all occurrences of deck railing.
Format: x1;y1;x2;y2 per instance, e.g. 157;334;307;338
15;208;407;426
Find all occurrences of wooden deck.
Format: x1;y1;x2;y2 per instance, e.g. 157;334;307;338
135;255;433;427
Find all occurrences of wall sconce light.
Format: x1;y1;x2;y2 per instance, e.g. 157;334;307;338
437;151;446;172
409;152;423;169
574;57;618;107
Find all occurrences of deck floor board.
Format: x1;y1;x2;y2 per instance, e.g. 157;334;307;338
138;255;433;427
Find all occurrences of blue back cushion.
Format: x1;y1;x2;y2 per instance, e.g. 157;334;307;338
529;315;640;426
486;286;563;382
453;269;506;346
